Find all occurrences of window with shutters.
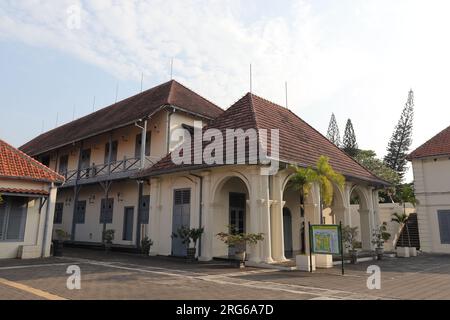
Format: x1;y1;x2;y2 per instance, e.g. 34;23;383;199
75;201;86;224
0;196;28;242
438;210;450;244
53;202;64;224
58;155;69;175
100;198;114;224
174;189;191;205
139;195;150;224
104;141;118;164
135;132;151;158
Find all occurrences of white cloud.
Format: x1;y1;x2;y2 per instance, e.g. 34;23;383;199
2;0;450;181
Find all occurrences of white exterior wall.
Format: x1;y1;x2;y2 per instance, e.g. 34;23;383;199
0;179;56;259
412;157;450;254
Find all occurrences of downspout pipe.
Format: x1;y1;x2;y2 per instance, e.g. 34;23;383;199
41;183;54;257
134;119;148;169
190;173;203;258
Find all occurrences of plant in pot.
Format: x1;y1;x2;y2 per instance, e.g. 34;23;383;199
102;229;115;252
372;222;391;260
216;225;264;267
342;225;359;264
53;229;70;257
141;236;154;255
172;226;204;261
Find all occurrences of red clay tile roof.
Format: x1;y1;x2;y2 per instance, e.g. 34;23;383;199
0;187;49;196
140;93;387;185
408;125;450;159
20;80;223;156
0;139;64;183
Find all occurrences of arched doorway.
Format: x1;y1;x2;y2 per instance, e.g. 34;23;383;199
283;207;293;258
211;175;250;259
350;186;371;250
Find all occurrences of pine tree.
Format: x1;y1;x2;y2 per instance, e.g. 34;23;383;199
384;89;414;180
326;113;341;147
342;119;358;157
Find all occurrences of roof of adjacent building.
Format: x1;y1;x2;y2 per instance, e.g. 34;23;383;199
0;139;64;183
140;93;387;185
408;125;450;160
19;80;223;156
0;187;49;196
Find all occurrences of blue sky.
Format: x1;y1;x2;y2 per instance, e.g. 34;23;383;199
2;0;450;182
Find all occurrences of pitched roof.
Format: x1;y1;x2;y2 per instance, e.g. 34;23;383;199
408;125;450;159
0;187;49;196
140;93;387;185
20;80;223;156
0;139;64;183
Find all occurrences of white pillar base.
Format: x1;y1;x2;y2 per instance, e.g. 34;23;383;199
315;254;333;268
296;254;316;271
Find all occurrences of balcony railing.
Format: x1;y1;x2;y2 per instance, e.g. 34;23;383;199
63;156;157;184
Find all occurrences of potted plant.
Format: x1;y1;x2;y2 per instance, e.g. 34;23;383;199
216;225;264;267
141;236;154;255
391;212;411;257
102;229;115;252
342;225;359;264
172;226;204;261
371;222;391;260
53;229;70;256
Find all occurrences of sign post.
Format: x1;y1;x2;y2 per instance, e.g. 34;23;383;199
308;223;344;275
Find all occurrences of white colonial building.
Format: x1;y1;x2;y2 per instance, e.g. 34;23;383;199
409;125;450;254
21;80;388;264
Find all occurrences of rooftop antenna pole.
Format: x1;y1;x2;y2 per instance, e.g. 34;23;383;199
92;96;96;112
55;112;59;128
170;58;174;80
72;105;76;120
285;81;288;109
115;84;119;103
250;63;252;93
41;120;44;133
140;72;144;93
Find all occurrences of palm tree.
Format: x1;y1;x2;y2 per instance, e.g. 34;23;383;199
391;212;411;247
290;156;345;223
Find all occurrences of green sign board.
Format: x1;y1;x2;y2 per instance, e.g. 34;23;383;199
309;224;341;255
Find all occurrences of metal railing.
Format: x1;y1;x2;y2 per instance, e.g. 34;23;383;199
63;156;157;183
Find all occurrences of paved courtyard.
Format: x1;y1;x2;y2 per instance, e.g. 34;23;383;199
1;248;450;300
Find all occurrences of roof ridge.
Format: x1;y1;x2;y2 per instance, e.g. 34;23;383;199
169;80;223;112
0;139;64;182
249;94;386;183
409;124;450;159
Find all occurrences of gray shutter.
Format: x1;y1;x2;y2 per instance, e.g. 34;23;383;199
6;198;27;241
139;196;150;224
100;199;114;224
0;201;6;240
438;210;450;244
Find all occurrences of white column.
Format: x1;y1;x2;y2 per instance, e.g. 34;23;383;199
41;186;58;257
259;175;273;263
271;174;286;262
199;172;213;261
304;182;321;254
149;177;161;256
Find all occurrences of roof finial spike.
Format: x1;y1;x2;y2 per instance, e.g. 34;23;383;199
250;63;253;93
170;58;174;80
72;105;76;120
140;72;144;93
55;112;59;128
92;96;96;112
285;81;288;109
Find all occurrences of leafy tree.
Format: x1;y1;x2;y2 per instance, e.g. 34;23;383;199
326;113;341;147
384;89;414;180
354;150;400;186
290;156;345;223
342;119;358;157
